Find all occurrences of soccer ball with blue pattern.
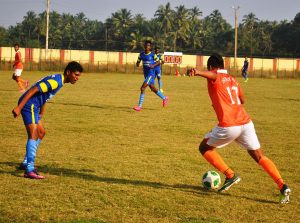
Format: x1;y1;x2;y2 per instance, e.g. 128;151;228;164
202;170;221;189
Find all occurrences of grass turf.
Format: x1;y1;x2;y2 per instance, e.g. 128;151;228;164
0;71;299;223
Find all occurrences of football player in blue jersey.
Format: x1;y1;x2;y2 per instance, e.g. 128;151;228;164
154;47;164;92
12;61;83;179
133;40;169;111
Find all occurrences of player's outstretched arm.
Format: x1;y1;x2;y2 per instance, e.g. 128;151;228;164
190;68;217;80
12;86;39;118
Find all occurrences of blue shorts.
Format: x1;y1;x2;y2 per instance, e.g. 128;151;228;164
21;103;40;125
154;67;161;78
143;69;155;85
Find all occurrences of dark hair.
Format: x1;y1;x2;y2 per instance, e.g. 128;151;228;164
144;40;152;45
14;43;20;47
64;61;83;74
207;54;224;69
155;46;160;50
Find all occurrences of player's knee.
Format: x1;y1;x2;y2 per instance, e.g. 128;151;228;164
38;128;46;139
248;149;263;163
39;130;46;139
149;85;157;93
199;139;210;155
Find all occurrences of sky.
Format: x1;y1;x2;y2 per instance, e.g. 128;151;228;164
0;0;299;28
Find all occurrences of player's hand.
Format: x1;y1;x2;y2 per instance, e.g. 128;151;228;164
149;65;155;69
188;68;195;77
12;107;20;118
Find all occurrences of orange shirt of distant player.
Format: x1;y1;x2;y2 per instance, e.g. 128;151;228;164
207;71;251;127
14;50;23;69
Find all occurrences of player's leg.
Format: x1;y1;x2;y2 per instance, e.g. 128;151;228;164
13;69;28;91
242;70;248;82
236;121;291;203
199;126;242;192
134;81;148;111
155;69;163;92
20;104;45;179
14;76;25;92
149;83;169;107
248;149;291;203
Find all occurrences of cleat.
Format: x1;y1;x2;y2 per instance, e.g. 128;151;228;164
162;96;169;107
24;171;45;179
244;78;248;82
160;89;164;93
218;174;241;192
279;184;291;204
133;106;141;111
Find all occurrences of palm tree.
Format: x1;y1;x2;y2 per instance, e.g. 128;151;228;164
129;30;148;51
242;13;259;56
111;8;133;42
154;2;174;48
172;5;190;51
189;6;202;22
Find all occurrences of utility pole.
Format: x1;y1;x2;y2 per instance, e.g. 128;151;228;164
105;27;108;51
232;6;240;72
46;0;50;60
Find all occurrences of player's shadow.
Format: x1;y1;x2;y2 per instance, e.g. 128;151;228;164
0;161;278;204
0;161;205;195
47;101;157;111
218;191;277;204
265;96;300;102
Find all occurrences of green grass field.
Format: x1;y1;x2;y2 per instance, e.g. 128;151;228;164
0;71;299;223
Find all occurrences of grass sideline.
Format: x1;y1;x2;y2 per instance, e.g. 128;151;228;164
0;71;299;223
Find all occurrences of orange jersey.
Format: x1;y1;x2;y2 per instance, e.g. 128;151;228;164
14;50;23;69
207;69;251;127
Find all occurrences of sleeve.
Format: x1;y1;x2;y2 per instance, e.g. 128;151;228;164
137;53;142;63
154;54;159;62
37;78;59;93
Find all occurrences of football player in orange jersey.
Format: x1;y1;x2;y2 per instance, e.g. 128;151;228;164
190;54;291;203
12;43;29;92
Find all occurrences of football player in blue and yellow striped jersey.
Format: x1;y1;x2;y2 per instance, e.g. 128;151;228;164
154;47;164;92
134;40;168;111
12;61;83;179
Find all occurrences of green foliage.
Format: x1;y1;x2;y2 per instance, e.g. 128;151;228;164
0;3;299;57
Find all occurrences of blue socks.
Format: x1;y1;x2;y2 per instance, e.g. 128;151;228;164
156;90;166;100
23;139;41;172
138;93;145;107
22;138;41;166
138;90;165;107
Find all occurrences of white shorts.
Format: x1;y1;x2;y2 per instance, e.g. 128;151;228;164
205;121;261;150
13;69;23;76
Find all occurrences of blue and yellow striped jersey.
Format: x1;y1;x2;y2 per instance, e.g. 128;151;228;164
155;53;163;68
137;52;158;70
19;74;64;107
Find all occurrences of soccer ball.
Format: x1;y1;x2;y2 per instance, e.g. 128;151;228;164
202;170;221;190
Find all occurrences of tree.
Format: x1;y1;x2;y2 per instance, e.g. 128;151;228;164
171;5;190;51
241;13;259;56
154;2;174;48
